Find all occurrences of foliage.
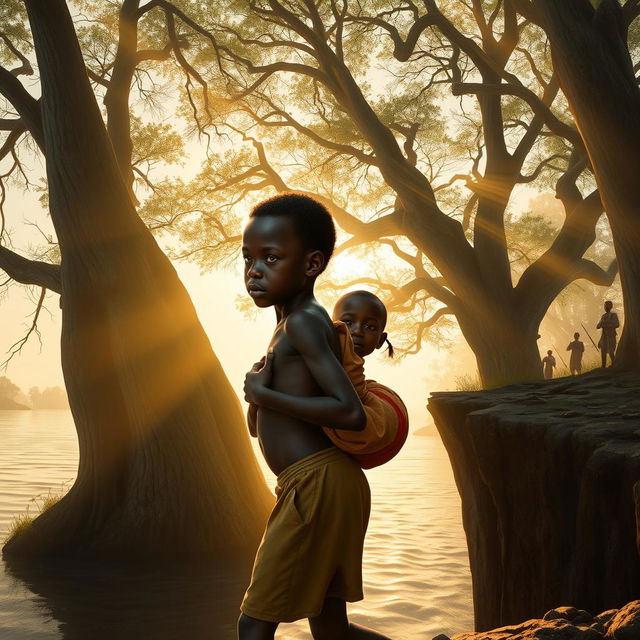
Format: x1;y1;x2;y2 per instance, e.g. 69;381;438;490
454;373;483;392
0;0;632;380
4;513;34;543
0;375;20;401
28;386;69;410
3;486;65;543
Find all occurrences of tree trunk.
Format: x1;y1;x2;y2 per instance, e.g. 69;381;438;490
536;0;640;371
3;0;271;560
458;305;543;388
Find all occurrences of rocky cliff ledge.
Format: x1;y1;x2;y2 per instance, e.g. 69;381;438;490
428;370;640;632
434;601;640;640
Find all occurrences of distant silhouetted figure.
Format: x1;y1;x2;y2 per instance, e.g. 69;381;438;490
597;300;620;368
566;332;585;375
542;350;556;380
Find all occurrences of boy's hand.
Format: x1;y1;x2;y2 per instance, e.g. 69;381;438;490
244;351;274;404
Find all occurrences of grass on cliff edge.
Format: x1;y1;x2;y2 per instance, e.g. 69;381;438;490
3;486;67;543
454;373;483;391
454;359;603;392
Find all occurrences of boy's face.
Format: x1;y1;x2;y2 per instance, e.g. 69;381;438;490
333;295;387;358
604;301;613;311
242;216;311;308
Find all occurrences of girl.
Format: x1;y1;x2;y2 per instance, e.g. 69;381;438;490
326;290;408;469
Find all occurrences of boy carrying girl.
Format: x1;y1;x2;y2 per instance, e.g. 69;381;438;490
239;193;389;640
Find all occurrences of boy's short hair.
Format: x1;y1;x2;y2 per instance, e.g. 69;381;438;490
250;193;336;273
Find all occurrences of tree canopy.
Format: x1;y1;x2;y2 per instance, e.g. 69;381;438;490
1;0;636;386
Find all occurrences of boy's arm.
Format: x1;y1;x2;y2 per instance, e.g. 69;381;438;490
612;312;620;328
245;312;366;431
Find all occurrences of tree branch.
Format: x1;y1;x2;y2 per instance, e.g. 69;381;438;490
573;257;618;286
136;43;173;63
400;306;453;355
1;286;46;369
345;12;436;61
0;245;62;293
0;32;34;77
451;81;582;147
517;153;565;183
239;99;377;166
0;67;44;150
0;118;23;131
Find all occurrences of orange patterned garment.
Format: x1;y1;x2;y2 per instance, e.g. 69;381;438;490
323;322;409;469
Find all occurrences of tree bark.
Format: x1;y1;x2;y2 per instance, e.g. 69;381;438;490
3;0;271;560
104;0;141;198
458;305;544;386
535;0;640;371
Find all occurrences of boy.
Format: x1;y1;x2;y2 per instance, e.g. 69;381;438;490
597;300;620;368
566;332;585;375
239;193;389;640
542;349;556;380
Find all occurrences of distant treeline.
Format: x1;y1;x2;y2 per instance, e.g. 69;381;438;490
0;376;69;410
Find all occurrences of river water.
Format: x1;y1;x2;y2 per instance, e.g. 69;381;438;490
0;410;472;639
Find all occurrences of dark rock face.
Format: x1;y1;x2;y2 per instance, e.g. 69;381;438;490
428;371;640;632
431;600;640;640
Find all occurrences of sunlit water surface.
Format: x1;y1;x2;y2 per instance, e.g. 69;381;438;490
0;410;472;639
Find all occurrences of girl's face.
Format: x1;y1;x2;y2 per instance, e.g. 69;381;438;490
333;294;387;358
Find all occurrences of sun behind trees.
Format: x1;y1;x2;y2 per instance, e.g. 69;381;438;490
0;1;625;391
119;0;621;387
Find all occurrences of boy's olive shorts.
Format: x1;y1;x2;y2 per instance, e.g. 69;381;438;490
241;446;371;623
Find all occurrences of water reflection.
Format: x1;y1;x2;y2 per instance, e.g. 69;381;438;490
3;555;253;640
0;411;473;639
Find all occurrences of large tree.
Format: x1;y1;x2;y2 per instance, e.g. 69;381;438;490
526;0;640;371
129;0;620;387
1;0;271;559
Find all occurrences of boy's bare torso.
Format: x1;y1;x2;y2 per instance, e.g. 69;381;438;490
257;303;340;475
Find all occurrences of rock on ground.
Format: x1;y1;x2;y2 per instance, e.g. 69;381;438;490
431;600;640;640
